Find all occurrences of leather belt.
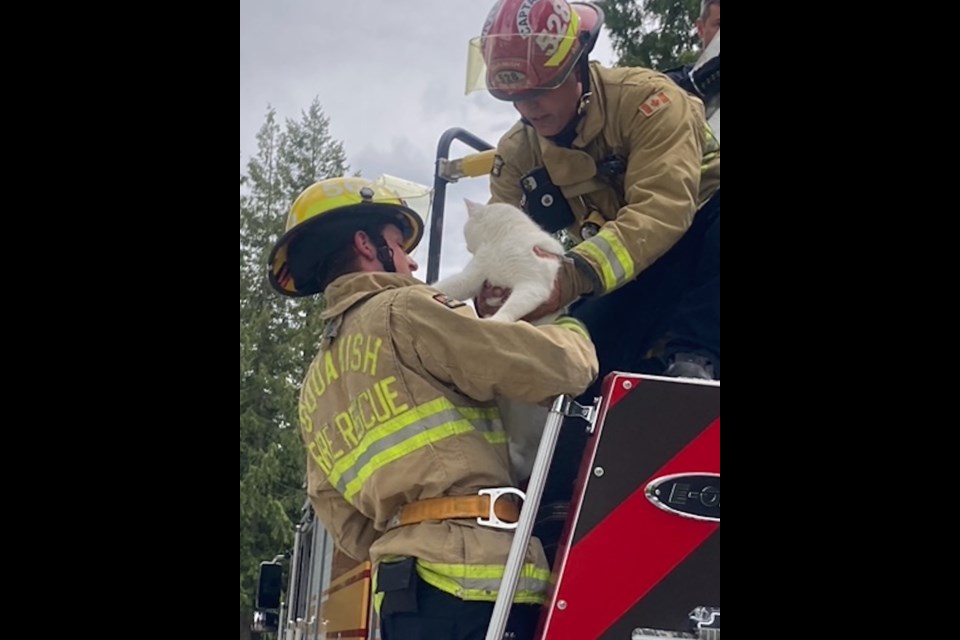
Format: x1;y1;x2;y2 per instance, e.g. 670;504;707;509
388;487;525;531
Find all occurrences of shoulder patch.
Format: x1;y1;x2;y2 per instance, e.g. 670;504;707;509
491;154;505;177
432;293;466;309
638;91;672;117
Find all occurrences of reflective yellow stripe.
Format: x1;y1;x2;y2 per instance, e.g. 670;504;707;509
553;316;590;341
327;397;504;501
544;11;581;68
484;431;509;445
344;420;477;500
458;406;502;422
573;229;635;293
327;397;448;488
375;558;550;613
329;398;499;488
702;124;720;166
417;561;551;604
595;229;635;285
468;406;508;446
573;241;616;291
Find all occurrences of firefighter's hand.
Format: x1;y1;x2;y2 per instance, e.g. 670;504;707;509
476;281;510;318
523;275;563;322
523;248;572;321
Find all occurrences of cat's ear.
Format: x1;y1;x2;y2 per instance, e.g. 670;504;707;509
464;199;481;216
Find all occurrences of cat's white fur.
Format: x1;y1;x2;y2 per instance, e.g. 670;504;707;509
433;199;566;481
433;199;565;323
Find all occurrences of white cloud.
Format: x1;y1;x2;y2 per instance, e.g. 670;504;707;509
240;0;616;279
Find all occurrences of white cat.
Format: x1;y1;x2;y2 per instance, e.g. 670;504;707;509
433;199;566;481
433;199;565;323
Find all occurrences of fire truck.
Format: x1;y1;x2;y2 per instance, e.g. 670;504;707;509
252;36;721;639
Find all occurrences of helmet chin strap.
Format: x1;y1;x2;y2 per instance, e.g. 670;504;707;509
576;51;593;115
357;187;400;273
357;218;398;273
374;237;397;273
576;90;592;116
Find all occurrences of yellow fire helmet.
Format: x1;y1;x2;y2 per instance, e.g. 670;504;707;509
267;176;425;297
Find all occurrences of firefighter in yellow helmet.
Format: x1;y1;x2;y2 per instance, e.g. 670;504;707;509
268;176;425;296
267;176;598;639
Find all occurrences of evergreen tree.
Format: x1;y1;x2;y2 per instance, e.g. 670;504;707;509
239;100;350;618
600;0;702;70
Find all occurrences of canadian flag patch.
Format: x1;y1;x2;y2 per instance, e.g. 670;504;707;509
639;91;671;117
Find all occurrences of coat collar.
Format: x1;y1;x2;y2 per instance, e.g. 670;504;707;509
321;272;420;319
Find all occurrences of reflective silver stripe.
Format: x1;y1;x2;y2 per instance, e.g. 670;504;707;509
334;407;503;496
337;409;464;494
591;233;628;286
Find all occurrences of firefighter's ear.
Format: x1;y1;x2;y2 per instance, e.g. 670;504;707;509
354;230;377;260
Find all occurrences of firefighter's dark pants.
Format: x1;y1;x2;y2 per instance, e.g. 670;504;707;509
535;190;721;564
571;189;720;390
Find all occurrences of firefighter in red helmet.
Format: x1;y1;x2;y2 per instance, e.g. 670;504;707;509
468;0;722;564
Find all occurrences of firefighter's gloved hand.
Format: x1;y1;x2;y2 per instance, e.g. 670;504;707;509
524;256;589;322
523;276;564;322
690;54;720;99
476;281;510;318
477;278;562;321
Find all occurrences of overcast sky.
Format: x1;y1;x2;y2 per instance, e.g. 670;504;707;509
240;0;616;279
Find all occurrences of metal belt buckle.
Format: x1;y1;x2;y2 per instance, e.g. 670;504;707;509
477;487;525;530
